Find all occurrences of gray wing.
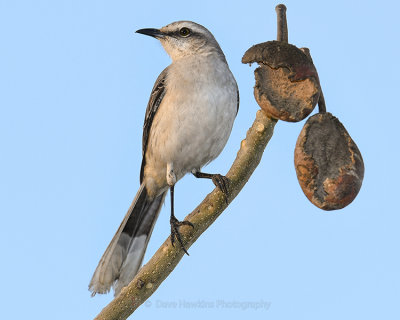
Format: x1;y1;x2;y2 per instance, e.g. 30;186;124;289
140;67;168;183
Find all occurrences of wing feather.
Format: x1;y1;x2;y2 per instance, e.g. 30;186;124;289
140;67;168;183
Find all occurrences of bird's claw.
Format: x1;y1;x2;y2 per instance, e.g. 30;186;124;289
170;216;194;255
211;174;230;204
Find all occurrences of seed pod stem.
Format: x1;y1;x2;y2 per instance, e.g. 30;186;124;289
300;47;327;113
317;90;327;113
276;4;288;43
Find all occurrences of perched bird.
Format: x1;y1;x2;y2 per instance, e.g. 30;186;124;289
89;21;239;296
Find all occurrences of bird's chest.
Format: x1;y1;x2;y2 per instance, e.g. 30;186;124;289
166;61;235;127
147;61;236;173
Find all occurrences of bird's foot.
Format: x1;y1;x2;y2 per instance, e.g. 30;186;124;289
170;216;194;255
192;171;230;204
211;174;230;204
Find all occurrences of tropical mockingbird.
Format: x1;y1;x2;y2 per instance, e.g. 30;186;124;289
89;21;239;296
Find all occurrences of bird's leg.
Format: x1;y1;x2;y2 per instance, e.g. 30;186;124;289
167;163;193;255
169;185;194;255
192;169;230;204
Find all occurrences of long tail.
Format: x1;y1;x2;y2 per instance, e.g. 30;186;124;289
89;183;166;296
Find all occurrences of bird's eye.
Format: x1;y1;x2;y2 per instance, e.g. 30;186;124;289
179;27;191;37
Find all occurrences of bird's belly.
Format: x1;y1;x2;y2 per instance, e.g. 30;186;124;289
145;88;236;183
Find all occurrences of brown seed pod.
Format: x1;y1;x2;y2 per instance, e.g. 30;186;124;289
294;112;364;210
242;41;320;122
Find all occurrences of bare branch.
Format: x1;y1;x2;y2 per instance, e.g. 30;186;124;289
94;110;277;320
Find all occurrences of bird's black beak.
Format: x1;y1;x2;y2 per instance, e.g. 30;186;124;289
136;28;166;39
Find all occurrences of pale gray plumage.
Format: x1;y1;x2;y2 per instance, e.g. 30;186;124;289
89;21;238;296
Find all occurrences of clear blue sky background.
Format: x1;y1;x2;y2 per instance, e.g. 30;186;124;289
1;0;398;319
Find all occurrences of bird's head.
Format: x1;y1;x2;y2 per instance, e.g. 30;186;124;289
136;21;225;61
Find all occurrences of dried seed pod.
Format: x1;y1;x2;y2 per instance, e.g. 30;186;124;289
294;112;364;210
242;41;320;122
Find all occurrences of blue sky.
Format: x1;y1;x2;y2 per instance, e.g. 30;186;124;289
0;0;399;319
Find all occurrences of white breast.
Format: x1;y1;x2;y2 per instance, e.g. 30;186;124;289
144;54;237;187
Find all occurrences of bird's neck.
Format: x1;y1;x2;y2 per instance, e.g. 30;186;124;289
172;51;227;66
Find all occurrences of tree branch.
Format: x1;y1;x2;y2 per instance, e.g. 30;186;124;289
94;110;277;320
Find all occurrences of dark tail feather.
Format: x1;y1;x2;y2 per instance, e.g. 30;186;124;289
89;183;166;296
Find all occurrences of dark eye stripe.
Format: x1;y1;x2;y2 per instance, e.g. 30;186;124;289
164;29;198;39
